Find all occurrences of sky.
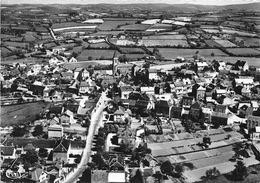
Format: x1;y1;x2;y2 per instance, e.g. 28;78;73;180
2;0;260;5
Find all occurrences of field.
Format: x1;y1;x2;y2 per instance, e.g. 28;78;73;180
139;39;189;47
3;41;29;49
119;47;145;54
89;31;124;36
222;29;258;37
148;48;228;59
1;102;49;127
97;19;140;31
142;34;186;40
119;24;151;31
205;56;260;66
89;42;111;49
226;48;260;56
214;40;238;47
118;53;148;60
205;40;222;47
76;49;118;60
1;46;13;57
147;23;173;31
202;29;220;33
236;37;260;47
52;22;93;29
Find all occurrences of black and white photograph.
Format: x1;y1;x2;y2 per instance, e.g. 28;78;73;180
1;0;260;182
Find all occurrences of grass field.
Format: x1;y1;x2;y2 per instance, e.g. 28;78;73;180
119;24;151;31
226;48;260;56
76;49;117;60
214;40;238;47
139;39;189;47
64;60;113;70
148;48;228;59
236;37;260;47
89;42;111;48
119;47;145;54
1;102;49;127
97;20;139;31
142;34;186;40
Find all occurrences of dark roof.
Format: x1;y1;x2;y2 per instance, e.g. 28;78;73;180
121;85;134;92
190;102;201;110
1;146;15;156
53;139;70;153
215;105;226;111
155;100;169;108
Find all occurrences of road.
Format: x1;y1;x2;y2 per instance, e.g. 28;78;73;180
61;92;109;183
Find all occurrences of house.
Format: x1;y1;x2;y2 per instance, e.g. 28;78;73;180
141;86;154;95
247;115;260;134
114;106;125;122
202;107;213;123
173;81;184;95
121;85;134;99
60;110;75;126
74;68;90;81
52;139;70;163
252;127;260;141
197;61;208;71
148;69;160;80
182;96;193;109
196;85;206;100
215;105;228;114
155;100;169;116
1;146;16;160
251;101;259;111
189;102;201;120
48;124;63;138
170;106;182;119
211;112;228;126
235;76;255;90
216;88;227;97
30;81;45;96
234;60;249;71
79;80;96;94
60;72;74;80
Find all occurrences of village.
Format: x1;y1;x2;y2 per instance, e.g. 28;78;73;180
1;2;260;183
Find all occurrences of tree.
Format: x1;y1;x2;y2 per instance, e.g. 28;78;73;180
78;168;91;183
118;55;128;63
160;161;173;176
175;164;184;176
74;155;81;164
130;169;143;183
32;125;43;136
201;167;220;180
23;149;38;165
232;160;248;180
38;148;48;158
11;126;27;137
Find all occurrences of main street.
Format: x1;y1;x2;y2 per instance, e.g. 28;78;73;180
62;91;109;183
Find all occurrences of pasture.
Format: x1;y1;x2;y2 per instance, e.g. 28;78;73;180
148;48;228;59
139;39;189;47
76;49;118;60
214;40;238;47
226;48;260;56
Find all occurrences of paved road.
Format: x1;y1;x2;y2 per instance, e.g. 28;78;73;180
62;92;109;183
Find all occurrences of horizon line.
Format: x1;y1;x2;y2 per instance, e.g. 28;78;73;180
2;2;260;6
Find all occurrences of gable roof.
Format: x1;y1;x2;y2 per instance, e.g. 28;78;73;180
53;139;70;153
114;106;125;115
190;102;201;110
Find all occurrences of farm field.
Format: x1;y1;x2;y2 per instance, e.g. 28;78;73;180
119;24;151;31
119;47;145;54
214;40;238;47
225;48;260;56
76;49;118;60
205;40;222;47
148;48;228;59
222;29;258;37
202;29;220;33
97;19;139;31
1;102;49;127
3;41;29;49
146;23;173;31
142;34;186;40
118;53;148;60
139;39;189;47
52;22;92;29
236;37;260;47
89;42;111;48
89;31;124;37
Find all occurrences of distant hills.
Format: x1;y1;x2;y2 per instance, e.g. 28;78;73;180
2;2;260;13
